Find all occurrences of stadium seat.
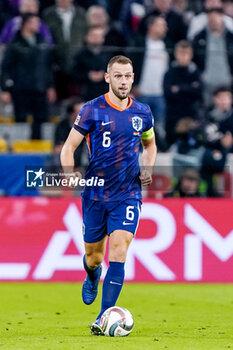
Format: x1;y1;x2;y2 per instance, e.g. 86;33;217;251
145;174;171;199
0;123;31;144
0;123;56;144
12;140;53;153
41;123;56;141
0;137;8;152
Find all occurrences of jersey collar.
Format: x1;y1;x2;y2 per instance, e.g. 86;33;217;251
105;93;132;111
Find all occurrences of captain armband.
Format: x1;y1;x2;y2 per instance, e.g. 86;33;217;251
141;127;154;140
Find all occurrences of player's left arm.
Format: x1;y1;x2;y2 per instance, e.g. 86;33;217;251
140;128;157;186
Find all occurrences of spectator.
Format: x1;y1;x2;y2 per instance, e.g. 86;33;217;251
193;7;233;107
131;15;169;150
188;0;233;40
42;0;87;99
164;167;204;197
86;5;127;55
118;0;149;42
206;87;233;150
54;97;86;167
171;116;204;156
71;26;109;101
208;86;233;124
0;0;53;46
216;88;233;143
201;87;233;196
1;13;56;139
137;0;187;49
163;40;202;146
172;0;194;27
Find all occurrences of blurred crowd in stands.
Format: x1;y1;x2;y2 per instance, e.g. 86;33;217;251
0;0;233;197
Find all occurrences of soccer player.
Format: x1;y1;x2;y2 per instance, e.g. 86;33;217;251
60;55;157;335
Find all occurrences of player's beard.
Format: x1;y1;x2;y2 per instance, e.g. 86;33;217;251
111;84;132;100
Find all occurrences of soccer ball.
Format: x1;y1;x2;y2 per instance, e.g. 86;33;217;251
100;306;134;337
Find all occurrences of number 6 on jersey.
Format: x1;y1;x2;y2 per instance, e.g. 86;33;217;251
102;131;111;148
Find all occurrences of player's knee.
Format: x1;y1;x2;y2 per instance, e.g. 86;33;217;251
86;252;103;268
109;245;127;262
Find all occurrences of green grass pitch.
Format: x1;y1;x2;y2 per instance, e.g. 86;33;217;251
0;283;233;350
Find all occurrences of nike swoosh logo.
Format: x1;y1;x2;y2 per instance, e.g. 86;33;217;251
123;221;134;225
102;121;113;126
110;281;122;286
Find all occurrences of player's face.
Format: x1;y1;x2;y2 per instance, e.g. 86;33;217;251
106;63;134;100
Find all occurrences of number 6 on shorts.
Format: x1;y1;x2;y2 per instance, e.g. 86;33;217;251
126;206;134;221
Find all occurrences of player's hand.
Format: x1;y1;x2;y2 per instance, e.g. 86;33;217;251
64;171;82;188
139;169;152;186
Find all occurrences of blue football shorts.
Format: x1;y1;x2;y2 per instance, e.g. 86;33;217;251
81;198;142;243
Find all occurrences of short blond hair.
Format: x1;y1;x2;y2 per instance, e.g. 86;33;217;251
107;55;133;72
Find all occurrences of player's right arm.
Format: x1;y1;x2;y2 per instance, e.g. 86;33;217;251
61;102;93;181
60;128;84;177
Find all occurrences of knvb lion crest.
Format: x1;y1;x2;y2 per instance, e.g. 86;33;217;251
132;116;143;131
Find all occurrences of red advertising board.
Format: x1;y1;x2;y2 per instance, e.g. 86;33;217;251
0;198;233;282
